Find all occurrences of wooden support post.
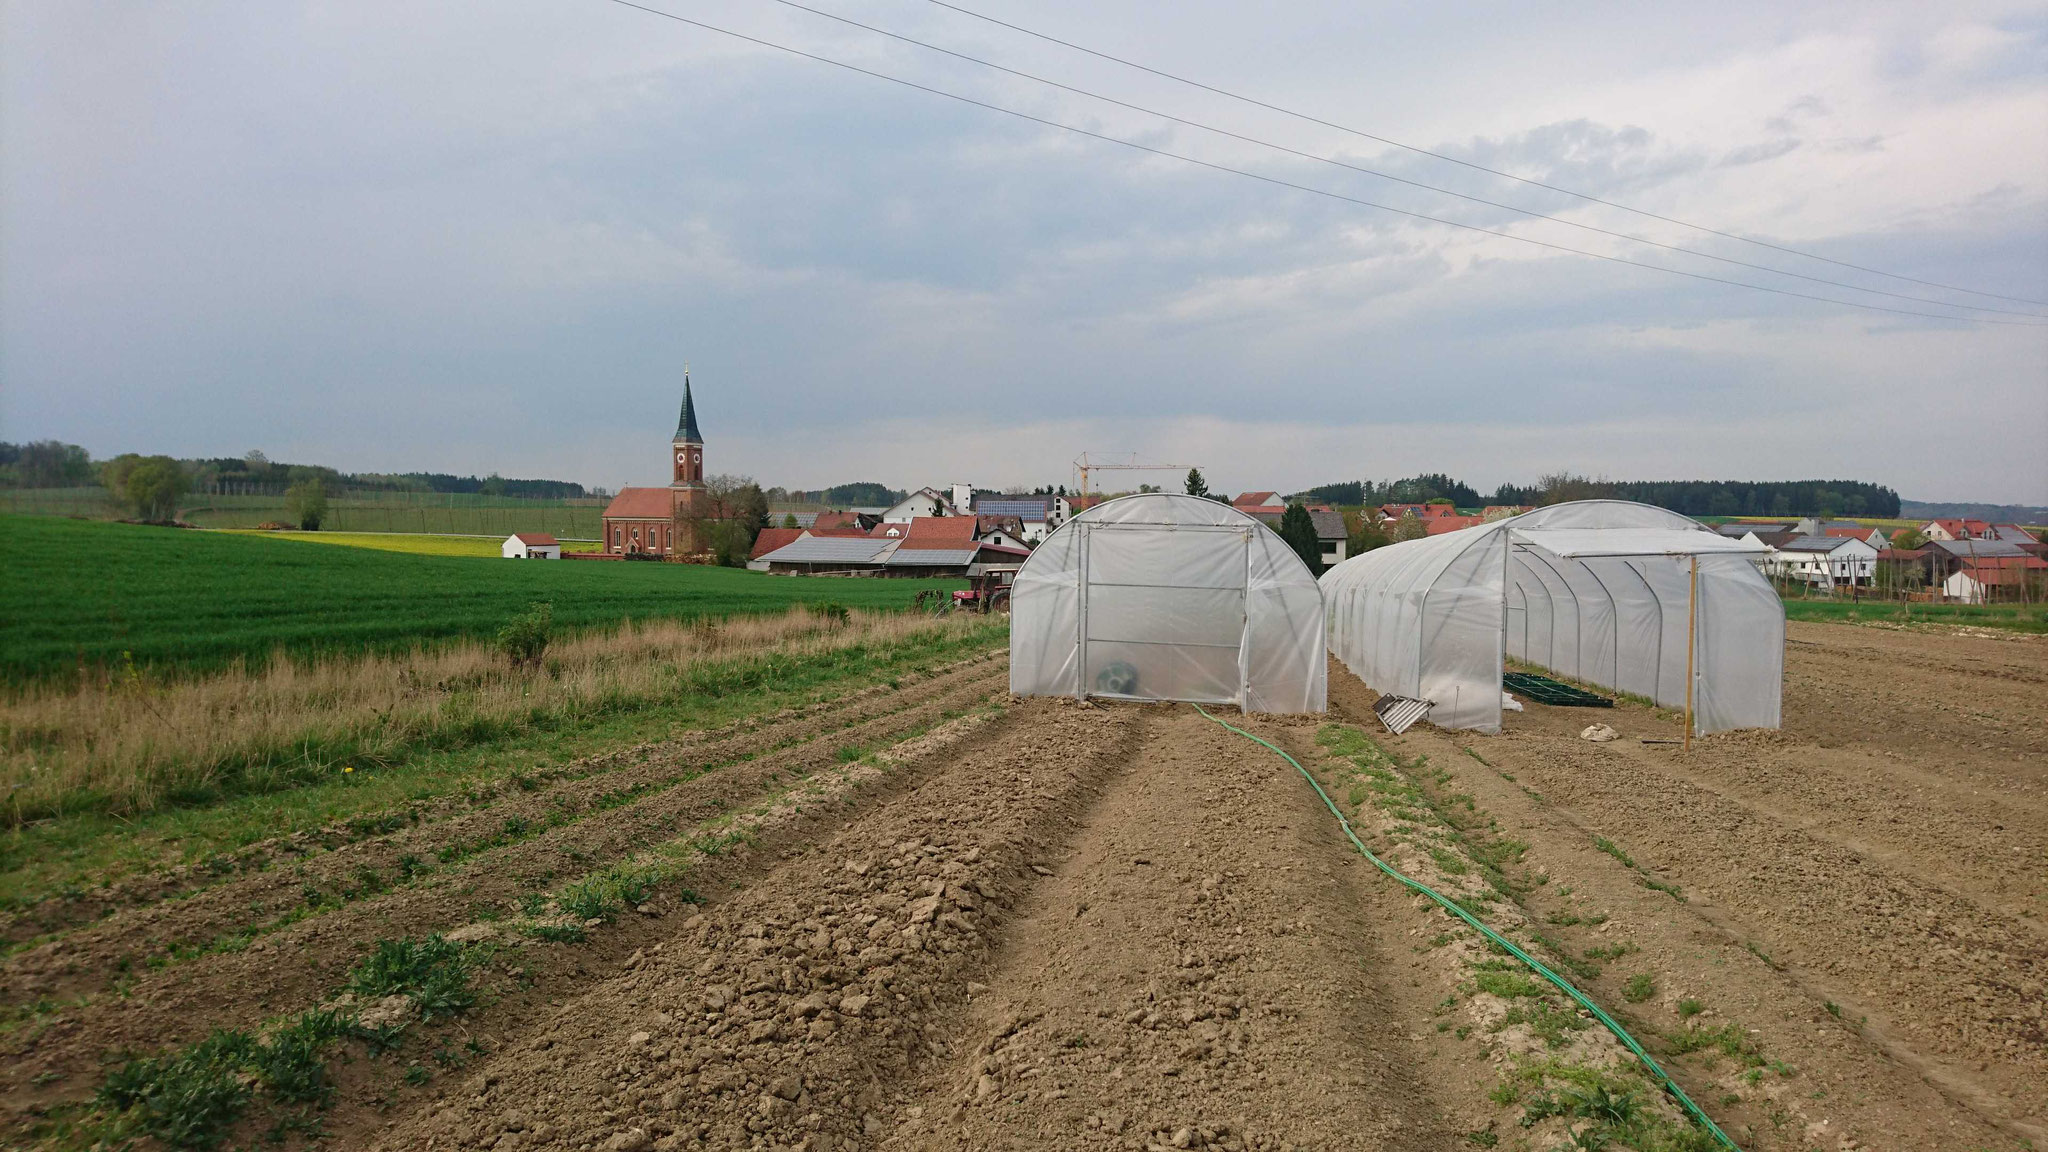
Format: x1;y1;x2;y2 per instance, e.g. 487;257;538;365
1684;555;1698;753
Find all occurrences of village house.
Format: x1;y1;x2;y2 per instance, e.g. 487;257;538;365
501;532;561;559
1374;503;1462;525
1921;518;1992;542
969;493;1071;543
1943;555;2048;604
1765;534;1880;588
1238;503;1351;566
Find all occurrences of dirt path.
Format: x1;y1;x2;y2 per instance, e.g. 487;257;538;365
883;706;1473;1152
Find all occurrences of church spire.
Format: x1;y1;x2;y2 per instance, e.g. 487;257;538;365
675;372;703;444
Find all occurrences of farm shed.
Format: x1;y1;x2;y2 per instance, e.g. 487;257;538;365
1009;493;1326;713
1320;500;1781;735
502;533;561;559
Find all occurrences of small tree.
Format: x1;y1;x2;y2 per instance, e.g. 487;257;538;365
1346;510;1391;556
287;479;328;530
1891;527;1926;550
1390;514;1430;542
781;512;800;530
1184;468;1210;499
108;455;188;521
1278;502;1322;576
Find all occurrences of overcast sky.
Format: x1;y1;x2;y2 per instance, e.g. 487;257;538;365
4;0;2045;502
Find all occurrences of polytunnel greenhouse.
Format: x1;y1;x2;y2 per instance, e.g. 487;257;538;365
1319;500;1782;734
1009;493;1327;713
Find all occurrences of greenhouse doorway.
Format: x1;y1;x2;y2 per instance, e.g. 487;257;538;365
1009;494;1326;713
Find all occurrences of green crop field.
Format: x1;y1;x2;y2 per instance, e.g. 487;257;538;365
214;530;543;557
0;516;964;683
1780;597;2048;632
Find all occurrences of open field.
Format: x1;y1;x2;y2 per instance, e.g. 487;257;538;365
214;530;578;557
0;517;963;683
1;487;605;538
1780;597;2048;632
2;620;2040;1150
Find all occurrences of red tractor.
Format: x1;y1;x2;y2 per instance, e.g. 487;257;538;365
951;565;1020;614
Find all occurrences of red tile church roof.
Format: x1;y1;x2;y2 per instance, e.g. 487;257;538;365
602;488;673;519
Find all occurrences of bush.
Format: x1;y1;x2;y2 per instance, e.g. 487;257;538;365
497;602;552;669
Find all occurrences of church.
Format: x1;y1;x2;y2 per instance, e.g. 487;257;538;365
600;376;709;557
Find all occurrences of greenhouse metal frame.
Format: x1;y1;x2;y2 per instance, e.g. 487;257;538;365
1009;493;1327;713
1320;500;1782;735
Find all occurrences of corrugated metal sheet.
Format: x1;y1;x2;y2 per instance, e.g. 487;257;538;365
1372;694;1431;735
1928;538;2028;558
886;549;976;566
760;537;893;564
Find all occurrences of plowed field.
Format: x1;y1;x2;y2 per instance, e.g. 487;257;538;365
4;622;2040;1151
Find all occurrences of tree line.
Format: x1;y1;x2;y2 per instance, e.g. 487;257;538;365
1292;473;1900;518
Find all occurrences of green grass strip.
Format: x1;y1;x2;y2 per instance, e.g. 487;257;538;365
1191;704;1742;1152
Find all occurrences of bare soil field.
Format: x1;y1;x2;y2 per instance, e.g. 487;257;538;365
3;620;2039;1151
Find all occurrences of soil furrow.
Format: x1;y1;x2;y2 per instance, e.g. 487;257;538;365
1;656;1006;1005
1;648;1004;949
360;699;1145;1152
0;669;1007;1115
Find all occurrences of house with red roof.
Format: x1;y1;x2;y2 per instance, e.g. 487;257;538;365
1424;515;1488;536
501;533;562;559
1944;554;2048;604
1922;518;1992;542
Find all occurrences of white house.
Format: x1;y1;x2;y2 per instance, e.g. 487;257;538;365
503;533;562;559
881;487;954;523
969;494;1070;543
1764;534;1877;587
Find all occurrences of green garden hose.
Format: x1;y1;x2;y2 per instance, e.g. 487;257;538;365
1192;704;1741;1152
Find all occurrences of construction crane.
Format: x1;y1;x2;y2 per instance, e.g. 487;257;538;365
1072;453;1199;503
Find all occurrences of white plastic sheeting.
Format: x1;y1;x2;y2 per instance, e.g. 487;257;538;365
1010;493;1327;713
1320;501;1782;734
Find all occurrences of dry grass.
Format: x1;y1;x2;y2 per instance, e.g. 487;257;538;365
1;607;990;826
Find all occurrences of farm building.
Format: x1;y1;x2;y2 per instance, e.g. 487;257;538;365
1320;500;1782;735
1943;556;2048;603
751;518;1027;577
1009;493;1326;713
501;533;561;559
1763;535;1880;588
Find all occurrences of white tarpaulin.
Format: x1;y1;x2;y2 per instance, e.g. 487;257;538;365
1319;500;1782;734
1010;493;1327;713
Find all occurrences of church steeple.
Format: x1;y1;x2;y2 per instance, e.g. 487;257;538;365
671;372;705;492
675;373;703;445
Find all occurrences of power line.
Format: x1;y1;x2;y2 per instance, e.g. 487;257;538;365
759;0;2044;320
599;0;2048;326
926;0;2048;310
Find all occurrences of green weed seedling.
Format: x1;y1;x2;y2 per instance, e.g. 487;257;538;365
1623;973;1657;1003
347;935;479;1020
97;1029;258;1149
